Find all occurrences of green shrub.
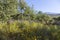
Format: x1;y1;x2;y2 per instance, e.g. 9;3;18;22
0;20;60;40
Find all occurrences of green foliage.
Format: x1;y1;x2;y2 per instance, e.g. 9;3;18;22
0;0;18;21
0;21;59;40
0;0;60;40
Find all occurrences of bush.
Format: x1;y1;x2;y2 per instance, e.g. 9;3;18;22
0;20;60;40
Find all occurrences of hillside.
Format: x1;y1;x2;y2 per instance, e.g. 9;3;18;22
0;0;60;40
46;12;60;17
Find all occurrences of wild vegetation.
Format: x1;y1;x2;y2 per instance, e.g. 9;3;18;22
0;0;60;40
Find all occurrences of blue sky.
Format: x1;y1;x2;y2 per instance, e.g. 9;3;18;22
25;0;60;13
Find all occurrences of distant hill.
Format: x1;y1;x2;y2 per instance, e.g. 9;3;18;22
45;12;60;17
